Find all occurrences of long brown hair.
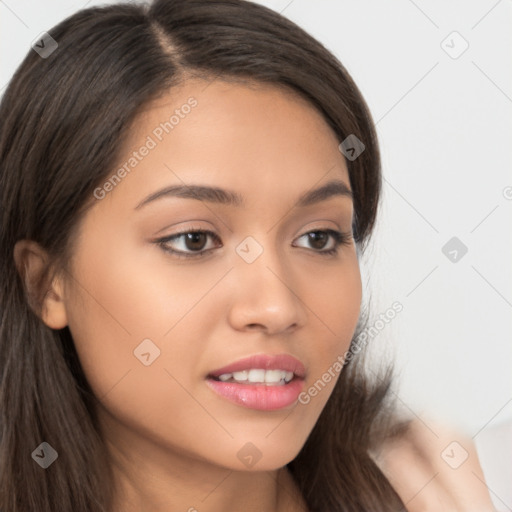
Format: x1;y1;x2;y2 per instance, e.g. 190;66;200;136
0;1;407;510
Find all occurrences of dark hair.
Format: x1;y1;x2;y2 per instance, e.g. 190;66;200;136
0;1;408;510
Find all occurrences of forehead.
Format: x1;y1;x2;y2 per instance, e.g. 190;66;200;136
96;78;351;214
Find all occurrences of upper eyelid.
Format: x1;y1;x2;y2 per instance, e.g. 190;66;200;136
156;229;221;252
157;217;350;238
161;228;221;243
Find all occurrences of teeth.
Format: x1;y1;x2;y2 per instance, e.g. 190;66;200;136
247;369;265;382
264;369;286;383
233;370;248;381
216;369;295;385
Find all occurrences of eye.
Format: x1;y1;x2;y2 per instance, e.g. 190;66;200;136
156;229;221;259
155;228;353;259
293;229;353;256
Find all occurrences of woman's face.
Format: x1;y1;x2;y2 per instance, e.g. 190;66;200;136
59;78;362;472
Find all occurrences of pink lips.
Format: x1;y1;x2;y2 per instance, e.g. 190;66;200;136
206;353;306;411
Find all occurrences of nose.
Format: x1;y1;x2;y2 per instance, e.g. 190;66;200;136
226;239;307;335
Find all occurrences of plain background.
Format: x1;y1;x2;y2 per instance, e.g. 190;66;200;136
1;0;511;494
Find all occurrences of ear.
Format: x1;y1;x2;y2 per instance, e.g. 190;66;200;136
13;239;68;329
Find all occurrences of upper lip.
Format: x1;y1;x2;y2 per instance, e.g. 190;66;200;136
208;353;306;379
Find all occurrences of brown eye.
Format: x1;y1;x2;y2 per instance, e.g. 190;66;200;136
182;232;208;251
307;231;330;250
156;230;222;258
294;229;351;255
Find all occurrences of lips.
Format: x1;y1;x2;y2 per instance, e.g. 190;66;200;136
205;353;306;411
207;353;306;380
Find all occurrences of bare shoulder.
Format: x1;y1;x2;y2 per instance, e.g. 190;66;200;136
370;417;497;511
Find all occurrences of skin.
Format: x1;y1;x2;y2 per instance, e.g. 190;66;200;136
373;417;496;511
20;79;361;511
14;78;495;511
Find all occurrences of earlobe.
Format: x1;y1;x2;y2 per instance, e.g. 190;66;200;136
13;239;69;329
41;275;68;330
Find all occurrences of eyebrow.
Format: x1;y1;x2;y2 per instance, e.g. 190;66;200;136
134;178;353;210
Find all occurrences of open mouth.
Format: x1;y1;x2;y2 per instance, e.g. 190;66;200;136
205;353;306;410
205;369;305;411
208;368;296;386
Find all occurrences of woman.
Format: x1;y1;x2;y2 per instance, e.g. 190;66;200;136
0;1;495;510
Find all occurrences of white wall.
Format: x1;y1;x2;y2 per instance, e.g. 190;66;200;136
1;0;511;437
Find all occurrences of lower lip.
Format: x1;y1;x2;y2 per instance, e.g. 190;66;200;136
205;378;305;411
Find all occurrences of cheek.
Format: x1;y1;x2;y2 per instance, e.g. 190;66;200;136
63;228;216;417
298;255;362;406
310;254;362;354
64;249;225;457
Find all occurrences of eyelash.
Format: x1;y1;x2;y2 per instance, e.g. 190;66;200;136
155;228;353;260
